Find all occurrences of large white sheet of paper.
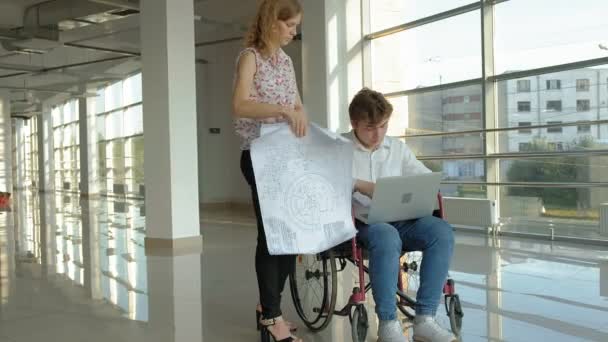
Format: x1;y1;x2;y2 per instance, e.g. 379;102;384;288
251;123;356;255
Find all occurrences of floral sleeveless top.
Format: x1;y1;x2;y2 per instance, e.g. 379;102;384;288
234;47;299;150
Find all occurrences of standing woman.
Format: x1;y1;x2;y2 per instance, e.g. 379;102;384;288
232;1;307;341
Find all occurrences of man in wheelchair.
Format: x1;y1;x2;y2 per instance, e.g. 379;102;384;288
345;88;457;342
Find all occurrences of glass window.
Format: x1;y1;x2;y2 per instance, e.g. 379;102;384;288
519;142;531;151
369;0;475;33
500;155;607;235
576;99;590;112
494;0;608;74
547;142;564;151
95;73;144;197
547;121;563;133
577;121;591;133
123;73;142;106
51;99;80;192
365;1;608;240
104;81;123;112
576;79;590;91
124;105;143;137
518;122;532;134
517;101;531;112
498;124;608;153
371;10;481;93
516;80;531;92
546;100;562;112
386;84;483;157
546;80;561;90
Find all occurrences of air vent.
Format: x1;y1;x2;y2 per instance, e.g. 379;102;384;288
111;9;139;16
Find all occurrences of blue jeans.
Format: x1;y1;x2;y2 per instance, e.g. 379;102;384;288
357;216;455;320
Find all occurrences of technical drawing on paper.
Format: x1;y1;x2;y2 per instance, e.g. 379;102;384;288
286;173;336;227
251;123;357;255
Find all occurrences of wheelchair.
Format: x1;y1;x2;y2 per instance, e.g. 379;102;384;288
288;193;463;341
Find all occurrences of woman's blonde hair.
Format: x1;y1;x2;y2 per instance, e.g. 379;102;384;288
245;0;302;57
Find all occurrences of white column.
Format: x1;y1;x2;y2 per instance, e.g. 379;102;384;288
37;113;46;191
14;120;25;190
482;1;500;224
78;93;98;196
301;0;364;132
0;191;15;303
81;197;102;299
140;0;201;246
0;90;11;193
146;252;203;342
78;93;99;196
41;106;55;192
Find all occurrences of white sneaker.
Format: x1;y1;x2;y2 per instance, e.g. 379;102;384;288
413;316;458;342
377;319;407;342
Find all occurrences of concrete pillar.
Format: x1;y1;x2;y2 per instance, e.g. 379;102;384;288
36;113;45;192
40;106;55;192
146;251;204;342
38;193;58;278
14;120;25;190
0;90;12;193
79;92;99;196
81;197;102;300
140;0;201;248
0;193;15;304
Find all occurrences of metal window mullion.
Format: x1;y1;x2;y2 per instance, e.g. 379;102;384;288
397;118;608;138
95;101;142;118
361;0;372;88
365;1;512;40
417;149;608;160
481;0;499;213
365;2;482;40
440;181;608;188
490;56;608;82
384;78;483;98
482;2;505;328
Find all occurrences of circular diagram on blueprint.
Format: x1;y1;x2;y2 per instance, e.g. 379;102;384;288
286;174;336;227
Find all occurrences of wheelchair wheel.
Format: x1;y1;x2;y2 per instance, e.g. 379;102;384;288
351;304;368;342
397;251;422;319
447;295;463;336
401;251;422;294
289;251;337;331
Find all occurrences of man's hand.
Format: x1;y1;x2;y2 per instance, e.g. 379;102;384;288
354;179;375;198
282;104;308;137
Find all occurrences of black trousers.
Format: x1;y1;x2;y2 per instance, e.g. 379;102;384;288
240;150;295;318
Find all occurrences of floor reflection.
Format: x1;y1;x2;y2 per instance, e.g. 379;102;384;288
27;191;149;321
0;191;607;341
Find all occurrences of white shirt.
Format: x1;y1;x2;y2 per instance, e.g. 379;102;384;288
343;131;431;215
343;131;431;183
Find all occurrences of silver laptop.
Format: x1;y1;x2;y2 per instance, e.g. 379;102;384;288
354;172;442;224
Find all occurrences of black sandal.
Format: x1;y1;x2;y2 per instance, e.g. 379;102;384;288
259;316;302;342
256;308;297;332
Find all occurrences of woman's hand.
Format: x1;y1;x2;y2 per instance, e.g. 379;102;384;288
282;104;308;137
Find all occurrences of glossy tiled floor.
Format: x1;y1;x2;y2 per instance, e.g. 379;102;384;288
1;191;608;341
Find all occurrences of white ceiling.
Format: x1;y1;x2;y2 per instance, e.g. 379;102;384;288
0;0;256;116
